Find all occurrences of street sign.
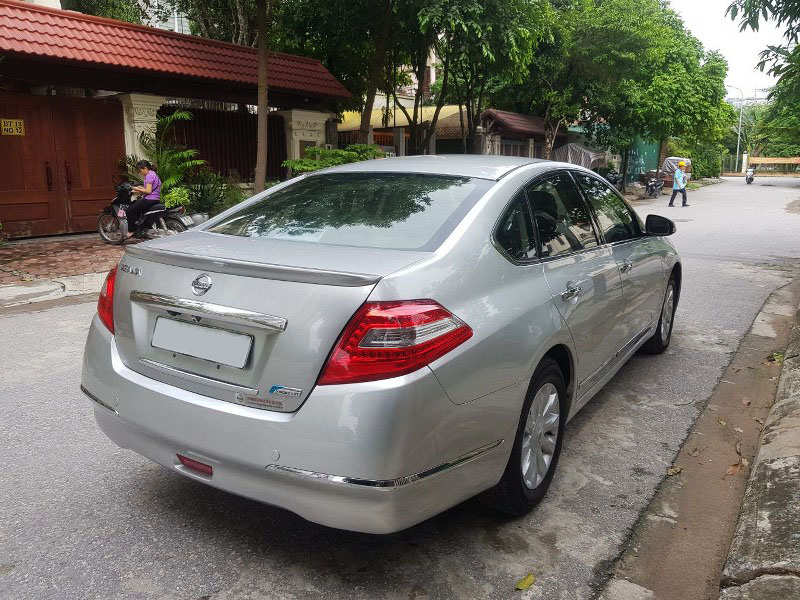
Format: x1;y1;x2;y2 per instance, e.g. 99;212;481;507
1;119;25;136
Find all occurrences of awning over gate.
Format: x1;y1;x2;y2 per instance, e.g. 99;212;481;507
0;0;351;105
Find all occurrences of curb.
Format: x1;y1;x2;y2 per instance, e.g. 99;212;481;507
720;305;800;598
0;272;106;308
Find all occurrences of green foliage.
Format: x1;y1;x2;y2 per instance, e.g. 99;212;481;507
283;144;385;175
125;110;205;193
163;187;191;209
187;170;227;214
62;0;143;23
757;79;800;156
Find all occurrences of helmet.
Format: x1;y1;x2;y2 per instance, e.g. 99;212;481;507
678;161;686;167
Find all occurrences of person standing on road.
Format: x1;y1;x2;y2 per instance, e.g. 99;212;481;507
668;161;689;207
125;160;162;238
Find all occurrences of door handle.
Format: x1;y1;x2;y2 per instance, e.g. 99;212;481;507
45;162;53;191
619;260;633;274
561;283;582;301
64;162;73;190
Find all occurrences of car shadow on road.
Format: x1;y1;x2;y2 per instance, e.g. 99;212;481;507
121;463;533;591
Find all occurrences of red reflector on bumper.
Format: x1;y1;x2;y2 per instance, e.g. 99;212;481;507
177;454;213;476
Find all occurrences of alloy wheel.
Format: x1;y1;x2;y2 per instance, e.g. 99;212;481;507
521;382;561;490
661;284;675;343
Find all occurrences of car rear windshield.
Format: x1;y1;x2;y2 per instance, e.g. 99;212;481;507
207;172;493;251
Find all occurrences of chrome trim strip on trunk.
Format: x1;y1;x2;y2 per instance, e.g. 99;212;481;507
125;245;380;287
80;385;118;414
137;358;259;396
130;291;288;331
265;439;503;488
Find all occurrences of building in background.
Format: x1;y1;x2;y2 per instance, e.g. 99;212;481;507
0;0;350;238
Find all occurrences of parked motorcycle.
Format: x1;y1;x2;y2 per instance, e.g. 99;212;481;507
746;167;755;184
645;170;665;198
98;181;192;245
605;170;624;191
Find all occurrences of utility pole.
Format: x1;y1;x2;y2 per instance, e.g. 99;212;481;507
727;85;745;173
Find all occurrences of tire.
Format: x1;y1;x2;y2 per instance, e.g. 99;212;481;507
640;277;677;355
480;357;567;516
164;217;188;234
98;213;126;245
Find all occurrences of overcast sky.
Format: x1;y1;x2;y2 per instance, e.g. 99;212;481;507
667;0;786;97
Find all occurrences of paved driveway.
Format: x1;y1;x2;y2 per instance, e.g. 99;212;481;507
2;178;799;600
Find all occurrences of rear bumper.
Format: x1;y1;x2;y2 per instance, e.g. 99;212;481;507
81;317;514;533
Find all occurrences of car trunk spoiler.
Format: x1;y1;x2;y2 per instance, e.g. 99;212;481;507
125;244;381;288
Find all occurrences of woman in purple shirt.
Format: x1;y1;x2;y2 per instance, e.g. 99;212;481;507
125;160;162;237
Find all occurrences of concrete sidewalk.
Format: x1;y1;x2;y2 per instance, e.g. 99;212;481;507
720;307;800;599
0;234;132;307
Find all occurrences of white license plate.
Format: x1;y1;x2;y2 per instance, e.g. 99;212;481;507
151;318;253;368
180;216;194;226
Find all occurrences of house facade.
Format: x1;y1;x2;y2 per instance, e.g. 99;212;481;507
0;0;350;238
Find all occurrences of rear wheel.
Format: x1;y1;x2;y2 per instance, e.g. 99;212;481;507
480;357;566;515
98;213;126;245
164;217;188;234
641;277;677;354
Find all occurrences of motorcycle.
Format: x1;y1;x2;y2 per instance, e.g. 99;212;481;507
644;170;665;198
746;168;755;184
97;181;193;245
605;170;624;191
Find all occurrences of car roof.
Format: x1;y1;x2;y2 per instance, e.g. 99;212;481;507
317;154;553;181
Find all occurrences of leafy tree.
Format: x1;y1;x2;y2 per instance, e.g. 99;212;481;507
728;0;800;87
433;0;549;153
584;5;732;182
125;110;205;191
62;0;143;23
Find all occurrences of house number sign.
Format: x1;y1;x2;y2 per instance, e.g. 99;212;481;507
1;119;25;136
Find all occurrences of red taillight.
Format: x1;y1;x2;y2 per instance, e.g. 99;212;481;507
177;454;213;476
318;300;472;385
97;267;117;334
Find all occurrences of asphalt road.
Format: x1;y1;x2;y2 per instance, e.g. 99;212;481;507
2;177;800;600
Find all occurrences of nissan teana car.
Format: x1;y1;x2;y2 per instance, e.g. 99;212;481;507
81;155;680;533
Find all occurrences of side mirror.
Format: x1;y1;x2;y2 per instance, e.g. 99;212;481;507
645;214;676;236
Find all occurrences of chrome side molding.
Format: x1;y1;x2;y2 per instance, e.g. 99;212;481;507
137;358;259;396
130;291;287;332
80;385;118;414
265;439;503;488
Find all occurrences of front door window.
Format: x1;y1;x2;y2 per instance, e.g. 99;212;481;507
526;173;599;258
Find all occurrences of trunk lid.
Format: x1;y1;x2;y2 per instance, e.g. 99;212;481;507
112;231;428;412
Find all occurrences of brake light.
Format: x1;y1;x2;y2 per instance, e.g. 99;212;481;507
97;267;117;334
318;300;472;385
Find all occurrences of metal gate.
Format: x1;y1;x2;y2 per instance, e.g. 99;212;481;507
166;107;287;182
0;92;125;238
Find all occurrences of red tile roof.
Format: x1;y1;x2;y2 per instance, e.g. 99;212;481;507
0;0;351;100
482;109;550;137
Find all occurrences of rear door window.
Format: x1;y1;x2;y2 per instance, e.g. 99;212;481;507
208;173;493;251
573;173;642;243
495;192;536;262
527;173;599;258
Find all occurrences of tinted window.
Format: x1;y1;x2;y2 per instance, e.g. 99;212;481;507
527;174;598;257
208;173;492;251
574;173;641;243
495;193;536;261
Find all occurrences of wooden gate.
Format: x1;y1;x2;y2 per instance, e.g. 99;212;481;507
0;92;125;238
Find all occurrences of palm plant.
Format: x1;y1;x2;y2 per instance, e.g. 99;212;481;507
124;110;205;192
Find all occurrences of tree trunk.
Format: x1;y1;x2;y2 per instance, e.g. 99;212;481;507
542;111;564;160
253;0;270;192
358;1;393;144
621;146;630;193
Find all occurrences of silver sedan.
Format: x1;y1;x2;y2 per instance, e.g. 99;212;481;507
81;156;680;533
